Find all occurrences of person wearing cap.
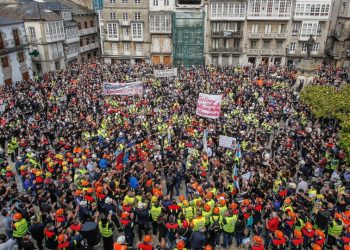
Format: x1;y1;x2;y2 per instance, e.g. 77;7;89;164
150;201;162;236
327;212;344;248
182;200;195;222
137;235;153;250
174;240;187;250
222;209;237;248
98;213;114;250
291;229;303;250
114;236;128;250
135;202;150;242
44;224;57;250
301;221;315;249
271;230;286;249
209;207;222;247
12;213;28;250
57;233;77;250
189;229;206;250
192;210;205;233
250;236;264;250
28;216;44;250
120;211;135;249
165;215;179;249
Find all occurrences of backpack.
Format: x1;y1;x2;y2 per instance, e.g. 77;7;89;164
210;216;221;232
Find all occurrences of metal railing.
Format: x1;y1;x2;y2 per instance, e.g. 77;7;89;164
79;27;98;36
210;47;242;53
275;33;288;39
248;33;261;39
211;30;243;37
0;37;28;50
262;33;274;39
51;51;63;60
80;42;99;53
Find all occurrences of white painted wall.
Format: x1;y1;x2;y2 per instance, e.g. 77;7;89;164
0;21;33;85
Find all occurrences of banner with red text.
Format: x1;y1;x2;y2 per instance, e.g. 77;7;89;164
102;82;143;96
196;93;222;119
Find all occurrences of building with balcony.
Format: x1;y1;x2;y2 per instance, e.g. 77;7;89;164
206;0;246;65
52;0;100;63
149;0;174;65
0;2;66;73
0;17;32;86
287;0;332;65
244;0;292;66
325;0;350;67
102;0;150;64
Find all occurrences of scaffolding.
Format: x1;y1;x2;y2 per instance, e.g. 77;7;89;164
172;11;205;67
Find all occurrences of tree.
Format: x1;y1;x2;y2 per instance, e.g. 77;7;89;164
301;85;350;163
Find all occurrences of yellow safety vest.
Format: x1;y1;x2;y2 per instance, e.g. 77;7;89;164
192;217;206;231
150;206;162;221
13;219;28;238
98;221;113;238
223;216;237;233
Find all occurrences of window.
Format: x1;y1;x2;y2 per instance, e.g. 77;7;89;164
134;12;141;20
123;13;128;21
86;37;90;45
18;52;25;62
250;40;257;49
340;2;347;13
164;0;169;6
0;33;4;49
292;23;300;34
135;0;140;3
294;3;330;17
234;39;240;48
289;42;296;51
131;23;143;39
276;41;283;49
122;0;128;3
62;11;71;20
263;40;270;48
78;23;81;30
301;43;307;52
251;24;259;33
44;21;65;41
110;12;116;20
300;22;319;38
112;43;118;53
265;24;272;34
29;27;36;38
212;39;219;49
107;23;118;39
90;20;94;27
110;0;116;3
312;43;319;52
84;22;88;29
149;15;171;32
278;24;285;33
124;42;130;52
248;0;292;18
13;29;20;46
136;43;142;53
1;56;9;68
153;0;158;6
123;27;129;36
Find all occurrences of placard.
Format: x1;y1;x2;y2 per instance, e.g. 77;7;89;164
102;82;143;96
154;68;177;78
196;93;222;119
219;135;235;149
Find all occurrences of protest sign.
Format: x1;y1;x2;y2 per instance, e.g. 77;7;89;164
154;68;177;78
196;93;222;119
102;82;143;96
219;135;235;149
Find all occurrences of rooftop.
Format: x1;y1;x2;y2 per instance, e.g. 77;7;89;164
0;2;62;21
0;16;23;26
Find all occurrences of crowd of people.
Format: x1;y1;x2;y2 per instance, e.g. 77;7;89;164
0;60;349;250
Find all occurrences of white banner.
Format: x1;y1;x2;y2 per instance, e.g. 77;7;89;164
154;68;177;78
102;82;143;96
196;93;222;119
219;135;235;149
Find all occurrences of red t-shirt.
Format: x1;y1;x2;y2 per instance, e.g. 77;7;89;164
272;238;286;246
267;217;280;232
252;245;264;250
137;243;153;250
292;238;303;246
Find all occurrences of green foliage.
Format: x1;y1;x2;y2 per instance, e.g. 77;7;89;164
301;85;350;164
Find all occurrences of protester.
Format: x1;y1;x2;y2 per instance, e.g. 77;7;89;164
0;60;349;250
